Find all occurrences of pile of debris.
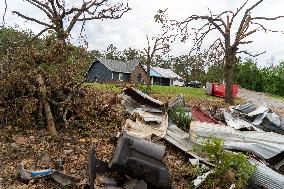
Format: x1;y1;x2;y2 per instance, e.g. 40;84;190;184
88;87;284;189
225;102;284;134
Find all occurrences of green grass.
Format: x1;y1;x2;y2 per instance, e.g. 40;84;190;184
141;85;217;100
83;83;246;103
269;94;284;102
84;83;220;100
83;82;122;93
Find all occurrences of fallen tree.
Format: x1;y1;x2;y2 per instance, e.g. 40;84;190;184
0;28;122;136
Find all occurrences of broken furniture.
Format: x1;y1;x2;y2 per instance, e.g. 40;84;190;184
88;133;171;189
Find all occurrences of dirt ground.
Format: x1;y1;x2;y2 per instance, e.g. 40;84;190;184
237;88;284;109
0;89;231;189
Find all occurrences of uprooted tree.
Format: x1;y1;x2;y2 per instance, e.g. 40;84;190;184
0;0;130;138
156;0;284;104
0;27;123;138
12;0;130;43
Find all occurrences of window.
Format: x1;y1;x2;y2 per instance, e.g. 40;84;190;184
119;73;124;81
137;74;142;82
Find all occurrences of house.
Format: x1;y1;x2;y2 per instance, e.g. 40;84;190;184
85;58;184;86
85;58;149;84
149;67;185;86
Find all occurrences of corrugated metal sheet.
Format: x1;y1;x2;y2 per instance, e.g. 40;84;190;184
234;102;257;113
192;107;219;124
224;110;254;129
123;87;163;108
164;122;214;166
250;159;284;189
190;122;284;160
248;106;269;117
150;68;163;77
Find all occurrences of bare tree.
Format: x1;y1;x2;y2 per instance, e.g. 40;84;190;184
12;0;131;43
1;0;8;28
157;0;284;104
144;31;175;90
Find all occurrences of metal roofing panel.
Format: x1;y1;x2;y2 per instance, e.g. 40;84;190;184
250;159;284;189
123;87;163;108
248;106;269;117
152;67;183;79
224;110;254;130
190;122;284;160
150;68;163;77
98;58;139;73
234;102;257;113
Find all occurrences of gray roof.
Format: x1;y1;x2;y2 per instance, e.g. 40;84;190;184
97;58;140;73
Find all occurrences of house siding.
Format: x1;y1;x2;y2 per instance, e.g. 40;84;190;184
85;61;112;82
130;64;149;84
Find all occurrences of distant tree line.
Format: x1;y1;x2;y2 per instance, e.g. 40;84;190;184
92;43;284;97
234;59;284;97
1;27;284;99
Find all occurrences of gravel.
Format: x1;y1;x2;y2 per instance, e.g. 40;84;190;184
237;88;284;109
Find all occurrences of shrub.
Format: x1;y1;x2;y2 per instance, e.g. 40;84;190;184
195;138;256;189
169;106;192;131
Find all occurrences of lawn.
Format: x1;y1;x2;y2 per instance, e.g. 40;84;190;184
84;82;214;98
269;94;284;102
140;85;217;100
83;83;246;103
83;82;122;93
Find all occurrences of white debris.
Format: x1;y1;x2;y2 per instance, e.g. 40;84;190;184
248;106;269;117
224;110;253;130
193;170;214;187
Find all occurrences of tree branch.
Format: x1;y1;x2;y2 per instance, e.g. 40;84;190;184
48;0;58;17
1;0;8;27
234;0;264;46
253;16;284;20
25;0;53;20
30;0;54;14
77;4;131;21
29;28;49;43
237;50;266;57
12;11;54;28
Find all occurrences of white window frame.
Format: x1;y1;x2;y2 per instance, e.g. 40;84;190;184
119;73;124;81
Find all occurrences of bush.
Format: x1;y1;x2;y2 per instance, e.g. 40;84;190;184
169;106;192;131
195;138;256;189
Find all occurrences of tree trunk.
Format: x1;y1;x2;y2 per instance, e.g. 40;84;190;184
36;74;58;137
224;49;236;105
146;58;151;91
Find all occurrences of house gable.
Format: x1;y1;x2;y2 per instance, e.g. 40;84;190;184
85;60;112;82
130;63;149;84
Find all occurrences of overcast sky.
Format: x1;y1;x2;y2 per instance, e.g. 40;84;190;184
1;0;284;66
